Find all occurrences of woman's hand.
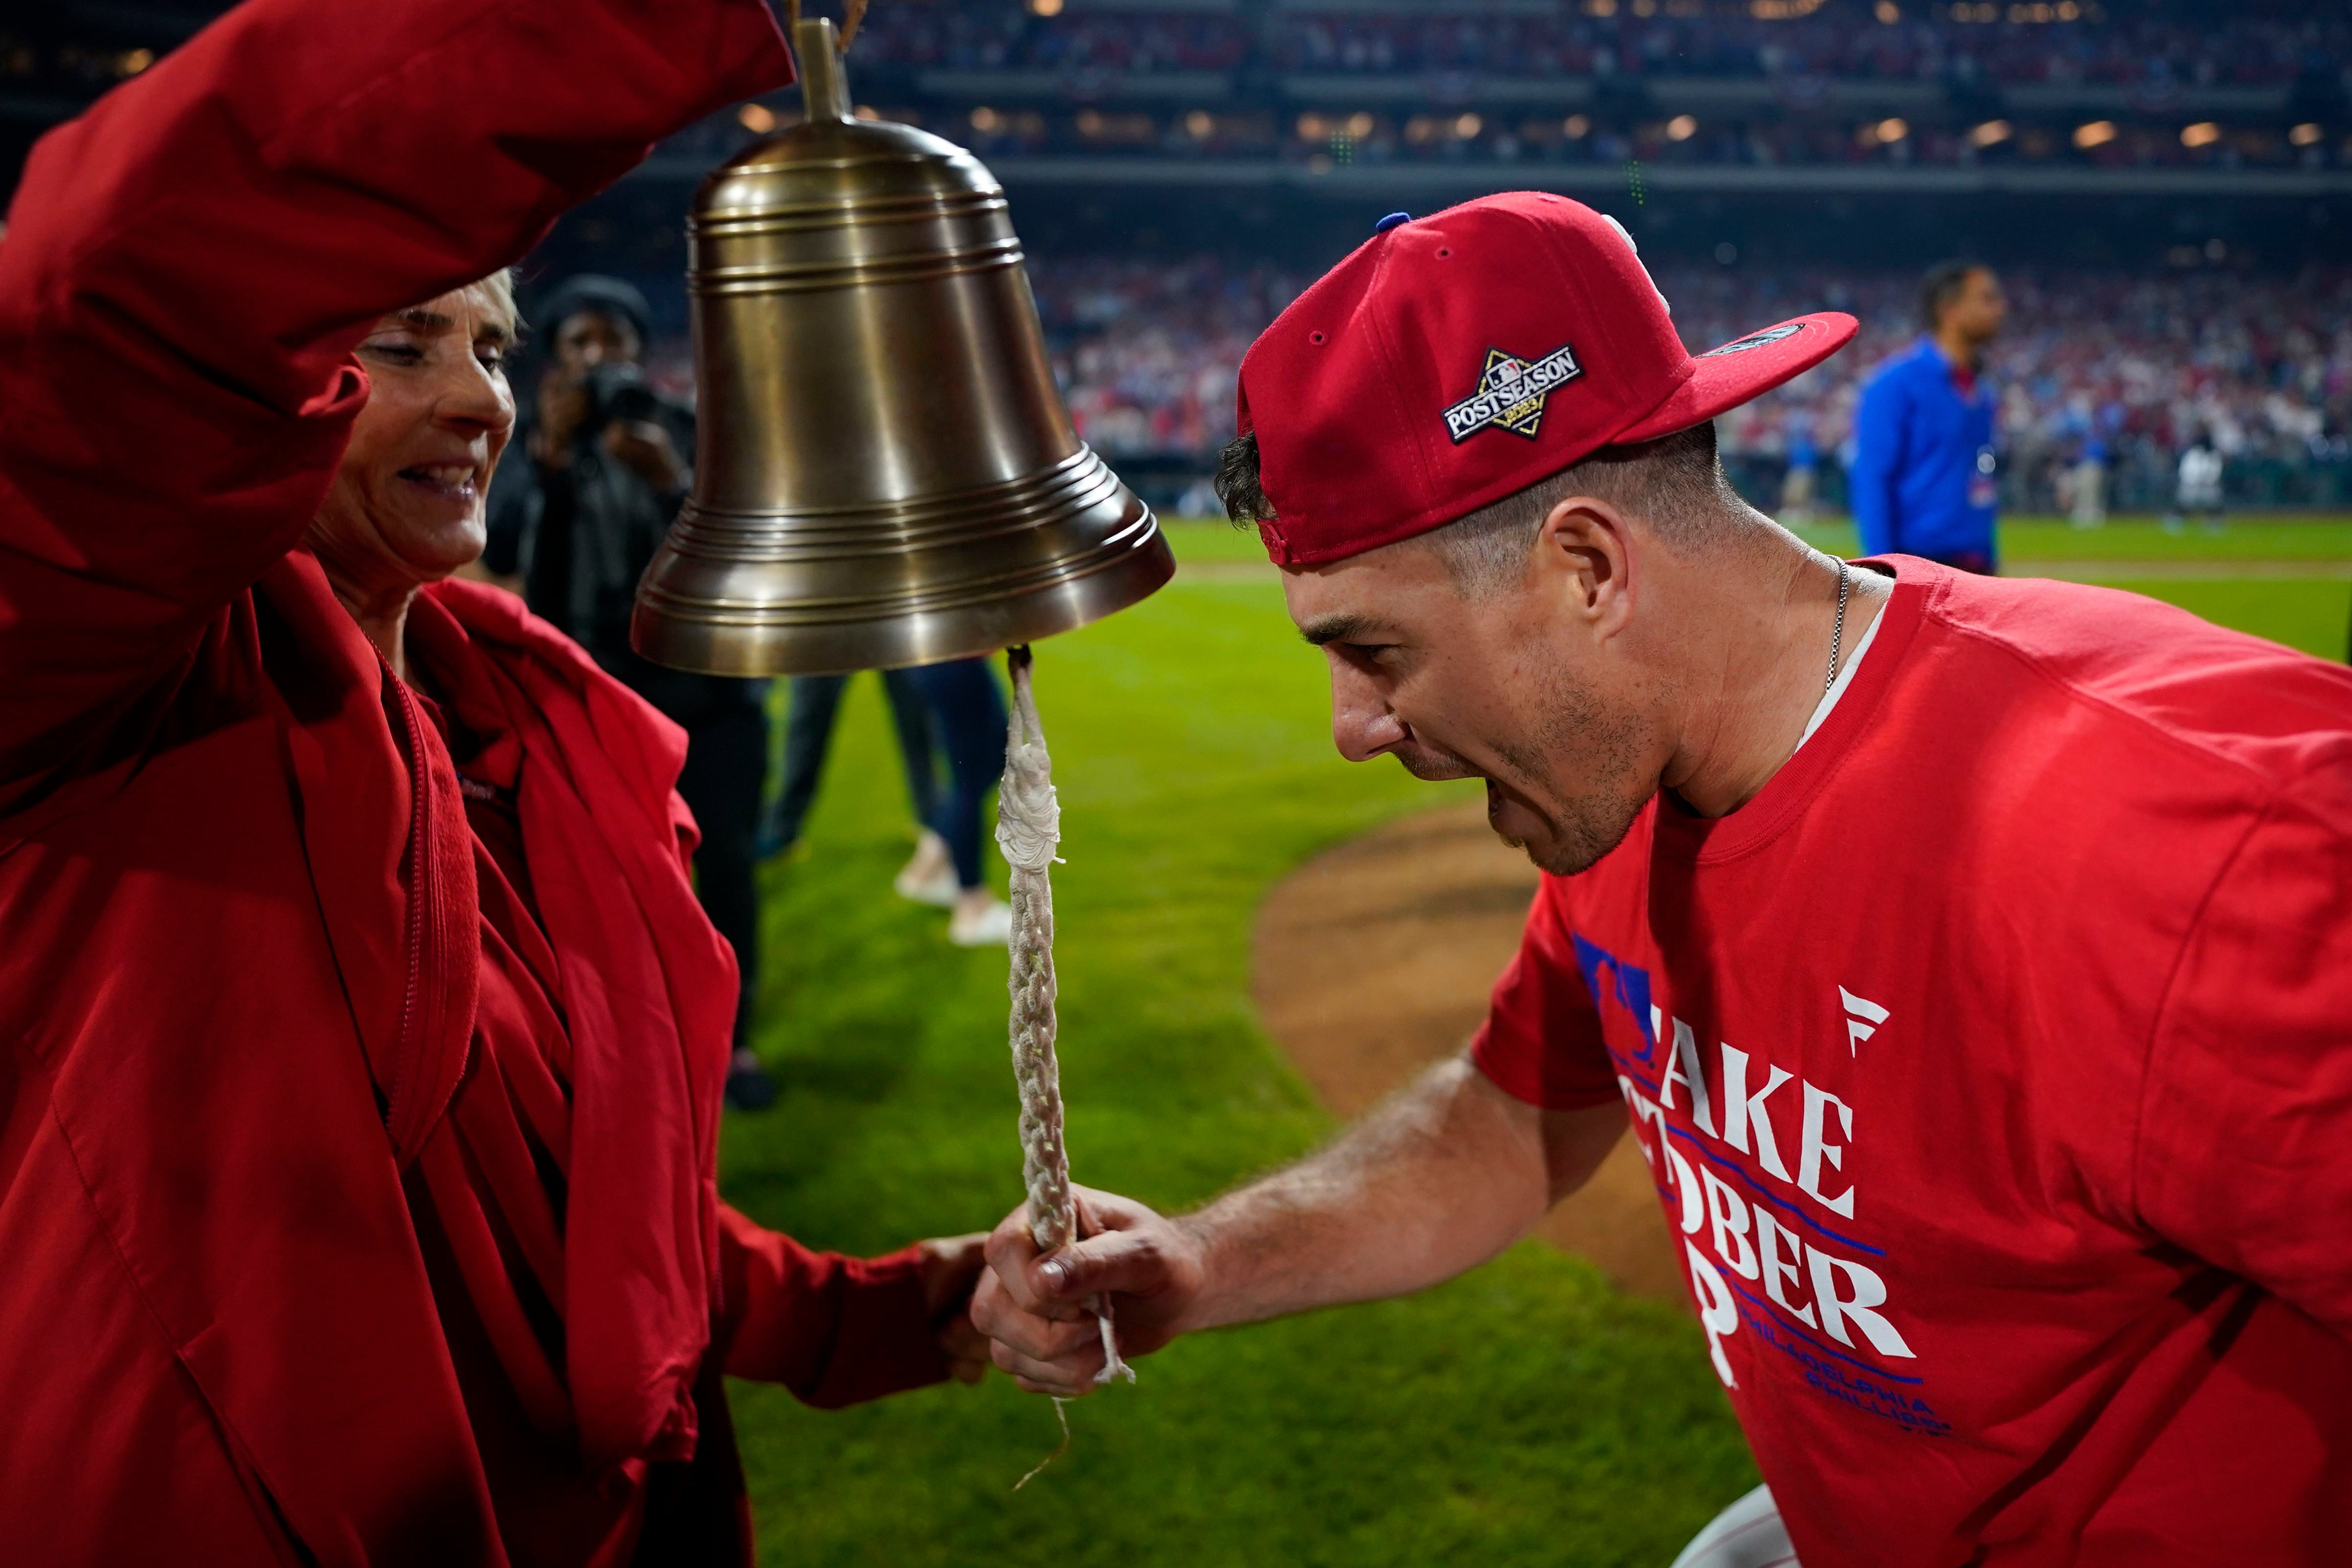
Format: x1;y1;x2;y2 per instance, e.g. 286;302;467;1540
917;1232;992;1385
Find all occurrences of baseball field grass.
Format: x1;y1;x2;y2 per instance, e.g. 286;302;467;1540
723;516;2351;1567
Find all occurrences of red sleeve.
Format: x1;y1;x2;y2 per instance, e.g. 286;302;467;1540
0;0;790;815
2135;760;2352;1341
715;1206;951;1410
1470;876;1622;1111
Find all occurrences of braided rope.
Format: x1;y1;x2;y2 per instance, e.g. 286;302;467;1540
997;647;1132;1400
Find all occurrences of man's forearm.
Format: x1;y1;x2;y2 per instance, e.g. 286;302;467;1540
968;1060;1625;1391
1168;1058;1614;1334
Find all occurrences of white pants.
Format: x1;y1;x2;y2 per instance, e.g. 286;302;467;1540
2069;461;2105;526
1670;1485;1798;1568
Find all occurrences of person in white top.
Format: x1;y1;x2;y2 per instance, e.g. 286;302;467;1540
2166;438;2226;534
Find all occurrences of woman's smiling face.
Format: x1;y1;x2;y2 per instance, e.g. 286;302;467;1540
308;280;516;604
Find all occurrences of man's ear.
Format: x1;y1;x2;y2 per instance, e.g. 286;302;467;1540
1536;495;1637;640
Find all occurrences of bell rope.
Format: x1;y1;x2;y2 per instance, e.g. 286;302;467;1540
997;645;1132;1488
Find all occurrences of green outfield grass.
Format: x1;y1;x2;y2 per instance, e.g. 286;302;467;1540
1787;514;2352;565
722;515;2349;1566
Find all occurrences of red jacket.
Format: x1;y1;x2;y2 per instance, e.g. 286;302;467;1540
0;2;943;1563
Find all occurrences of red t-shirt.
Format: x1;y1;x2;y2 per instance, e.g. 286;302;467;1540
1472;560;2352;1567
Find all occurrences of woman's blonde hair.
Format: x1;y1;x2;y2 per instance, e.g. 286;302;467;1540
468;266;522;342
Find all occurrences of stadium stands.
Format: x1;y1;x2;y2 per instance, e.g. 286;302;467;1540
12;0;2348;511
853;2;2336;89
811;0;2352;179
11;2;2350;193
618;248;2352;512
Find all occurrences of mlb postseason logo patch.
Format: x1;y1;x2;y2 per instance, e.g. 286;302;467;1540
1700;322;1804;358
1442;344;1584;443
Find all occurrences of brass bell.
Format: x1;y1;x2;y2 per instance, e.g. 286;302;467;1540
632;18;1175;676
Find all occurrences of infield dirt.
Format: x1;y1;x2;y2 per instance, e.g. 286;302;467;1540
1251;797;1685;1302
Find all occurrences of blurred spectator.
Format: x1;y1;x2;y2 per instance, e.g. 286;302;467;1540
1851;261;2008;571
758;669;940;868
2167;434;2229;532
1780;408;1821;527
2068;431;2109;528
898;658;1016;948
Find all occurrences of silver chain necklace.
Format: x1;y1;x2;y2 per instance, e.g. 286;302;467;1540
1825;558;1851;696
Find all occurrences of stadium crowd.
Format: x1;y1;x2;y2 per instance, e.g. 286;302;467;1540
848;3;2338;90
1263;8;2333;87
899;105;2352;173
645;99;2352;175
9;2;2342;121
591;3;2352;176
1005;255;2352;512
12;5;2349;181
1029;255;1303;464
620;255;2351;510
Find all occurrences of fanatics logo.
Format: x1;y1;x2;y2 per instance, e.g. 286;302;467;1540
1840;986;1889;1055
1441;343;1584;443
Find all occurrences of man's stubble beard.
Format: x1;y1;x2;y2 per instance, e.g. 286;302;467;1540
1484;657;1653;878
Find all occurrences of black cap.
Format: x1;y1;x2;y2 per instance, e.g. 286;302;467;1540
533;274;653;346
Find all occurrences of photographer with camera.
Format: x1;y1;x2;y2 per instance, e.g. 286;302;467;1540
486;273;779;1110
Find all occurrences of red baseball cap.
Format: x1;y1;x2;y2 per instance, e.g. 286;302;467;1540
1234;192;1856;566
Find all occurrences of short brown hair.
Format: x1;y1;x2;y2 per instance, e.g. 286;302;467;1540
1214;420;1740;595
1920;260;1988;332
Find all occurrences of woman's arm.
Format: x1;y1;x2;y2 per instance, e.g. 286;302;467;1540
716;1206;987;1409
0;0;790;811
